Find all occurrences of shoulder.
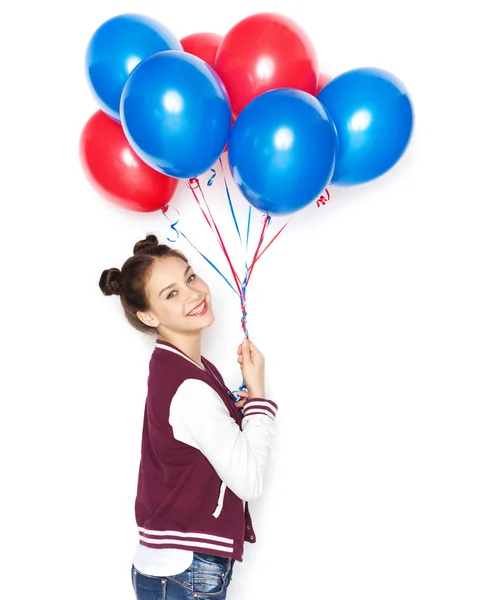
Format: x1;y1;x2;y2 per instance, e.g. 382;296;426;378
145;346;206;416
149;345;202;383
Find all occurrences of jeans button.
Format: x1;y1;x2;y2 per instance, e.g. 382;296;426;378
246;525;250;530
250;535;255;541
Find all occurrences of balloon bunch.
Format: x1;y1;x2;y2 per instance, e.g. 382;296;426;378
80;11;414;358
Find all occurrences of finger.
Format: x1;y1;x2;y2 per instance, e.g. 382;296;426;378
241;338;251;362
237;344;242;355
249;344;263;362
236;390;249;397
248;340;260;354
235;400;247;408
237;356;243;365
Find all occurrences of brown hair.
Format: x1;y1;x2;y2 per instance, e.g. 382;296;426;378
99;234;188;333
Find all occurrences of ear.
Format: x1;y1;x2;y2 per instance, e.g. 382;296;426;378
136;310;160;329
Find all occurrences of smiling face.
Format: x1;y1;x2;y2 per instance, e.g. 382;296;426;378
136;256;215;338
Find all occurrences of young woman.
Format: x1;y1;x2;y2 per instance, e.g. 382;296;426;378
99;234;278;600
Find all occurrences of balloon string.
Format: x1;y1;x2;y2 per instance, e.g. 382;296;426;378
161;209;240;296
198;179;232;251
248;216;293;277
188;178;243;298
182;182;292;407
230;214;273;401
233;281;249;401
188;175;250;404
196;178;237;270
232;212;290;401
246;214;271;285
316;188;331;207
218;158;243;245
245;207;252;256
164;206;181;243
207;168;217;187
217;161;252;316
214;161;251;342
186;179;216;232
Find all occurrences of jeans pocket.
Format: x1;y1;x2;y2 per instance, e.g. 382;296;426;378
132;566;166;599
192;569;225;597
192;553;230;597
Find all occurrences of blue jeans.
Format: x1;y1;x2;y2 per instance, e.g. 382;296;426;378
132;552;235;599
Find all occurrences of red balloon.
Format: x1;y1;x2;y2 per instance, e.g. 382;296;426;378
180;32;223;69
214;13;318;117
316;72;332;95
79;111;178;212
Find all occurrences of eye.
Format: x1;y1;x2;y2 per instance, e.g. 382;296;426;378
167;290;177;299
187;274;197;283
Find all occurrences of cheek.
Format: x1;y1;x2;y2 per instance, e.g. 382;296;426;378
152;299;176;322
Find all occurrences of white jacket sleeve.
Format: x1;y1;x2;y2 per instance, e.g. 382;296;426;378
168;378;278;502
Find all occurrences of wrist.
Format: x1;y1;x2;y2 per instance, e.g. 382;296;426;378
247;387;265;399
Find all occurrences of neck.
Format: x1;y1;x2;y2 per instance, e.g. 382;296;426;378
158;331;203;367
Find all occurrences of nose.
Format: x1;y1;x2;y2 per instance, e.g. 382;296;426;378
188;282;202;295
186;286;203;304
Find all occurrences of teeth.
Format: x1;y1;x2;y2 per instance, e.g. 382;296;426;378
188;301;205;316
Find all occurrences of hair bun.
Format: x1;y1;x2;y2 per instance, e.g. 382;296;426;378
133;234;159;255
99;268;122;296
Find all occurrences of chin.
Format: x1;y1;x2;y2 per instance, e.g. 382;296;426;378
200;310;215;330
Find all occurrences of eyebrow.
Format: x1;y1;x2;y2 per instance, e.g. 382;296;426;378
159;265;192;296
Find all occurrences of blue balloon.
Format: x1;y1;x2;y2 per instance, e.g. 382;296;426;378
120;51;232;179
85;13;182;121
228;89;337;216
317;67;413;186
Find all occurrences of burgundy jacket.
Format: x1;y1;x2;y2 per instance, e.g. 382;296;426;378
134;341;278;562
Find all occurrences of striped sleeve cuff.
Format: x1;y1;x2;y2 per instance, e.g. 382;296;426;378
242;398;278;420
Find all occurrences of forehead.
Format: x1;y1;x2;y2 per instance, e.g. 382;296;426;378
146;256;189;291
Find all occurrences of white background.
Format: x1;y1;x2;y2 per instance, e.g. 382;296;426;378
1;1;484;598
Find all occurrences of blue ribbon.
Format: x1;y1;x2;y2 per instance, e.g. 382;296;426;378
165;208;181;243
245;207;252;254
207;168;217;187
218;158;243;245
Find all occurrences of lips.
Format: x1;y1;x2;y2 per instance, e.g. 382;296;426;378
187;300;208;317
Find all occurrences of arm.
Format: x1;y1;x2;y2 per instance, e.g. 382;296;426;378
169;378;278;502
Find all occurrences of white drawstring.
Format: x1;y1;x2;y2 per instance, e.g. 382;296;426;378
212;482;227;518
